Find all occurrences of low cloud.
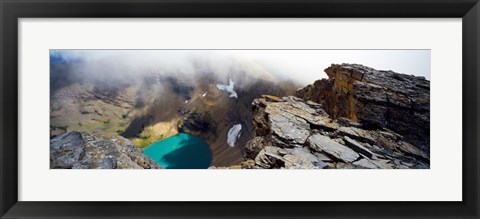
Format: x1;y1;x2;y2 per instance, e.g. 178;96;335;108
50;50;431;88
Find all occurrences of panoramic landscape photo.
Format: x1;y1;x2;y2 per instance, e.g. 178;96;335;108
50;50;430;169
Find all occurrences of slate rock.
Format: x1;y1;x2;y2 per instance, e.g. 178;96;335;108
50;132;161;169
297;63;430;153
308;134;360;163
97;158;117;169
353;158;379;169
343;136;374;158
50;132;85;168
269;113;310;147
241;63;430;169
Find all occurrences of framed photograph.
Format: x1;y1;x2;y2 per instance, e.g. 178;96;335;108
1;0;479;218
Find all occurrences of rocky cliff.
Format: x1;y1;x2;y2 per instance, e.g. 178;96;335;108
242;95;429;169
241;64;430;169
50;132;161;169
297;64;430;153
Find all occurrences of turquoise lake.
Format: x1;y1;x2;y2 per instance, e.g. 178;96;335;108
143;133;212;169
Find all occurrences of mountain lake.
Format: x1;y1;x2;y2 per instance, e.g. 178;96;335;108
143;133;212;169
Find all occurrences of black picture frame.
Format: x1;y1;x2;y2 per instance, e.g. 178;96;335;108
1;0;479;218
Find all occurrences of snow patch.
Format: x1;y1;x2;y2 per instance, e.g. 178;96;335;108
216;78;238;98
227;124;242;147
202;92;207;97
184;100;189;104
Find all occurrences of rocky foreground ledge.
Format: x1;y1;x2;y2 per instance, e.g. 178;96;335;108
232;64;430;169
50;132;161;169
238;95;429;169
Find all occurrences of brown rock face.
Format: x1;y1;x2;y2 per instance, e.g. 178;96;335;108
243;95;429;169
296;64;430;153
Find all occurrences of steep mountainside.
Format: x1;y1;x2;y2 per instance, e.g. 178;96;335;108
239;95;429;169
297;64;430;153
230;64;430;169
50;62;297;167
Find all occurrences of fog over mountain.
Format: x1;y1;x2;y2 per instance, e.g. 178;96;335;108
51;50;430;86
50;50;430;167
51;50;300;166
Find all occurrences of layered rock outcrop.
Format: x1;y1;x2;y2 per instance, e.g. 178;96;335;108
243;64;430;169
296;64;430;153
50;132;161;169
244;95;429;169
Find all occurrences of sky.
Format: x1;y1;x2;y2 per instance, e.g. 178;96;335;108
51;50;430;86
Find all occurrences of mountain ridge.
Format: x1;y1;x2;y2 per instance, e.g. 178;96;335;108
50;63;430;169
217;63;430;169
